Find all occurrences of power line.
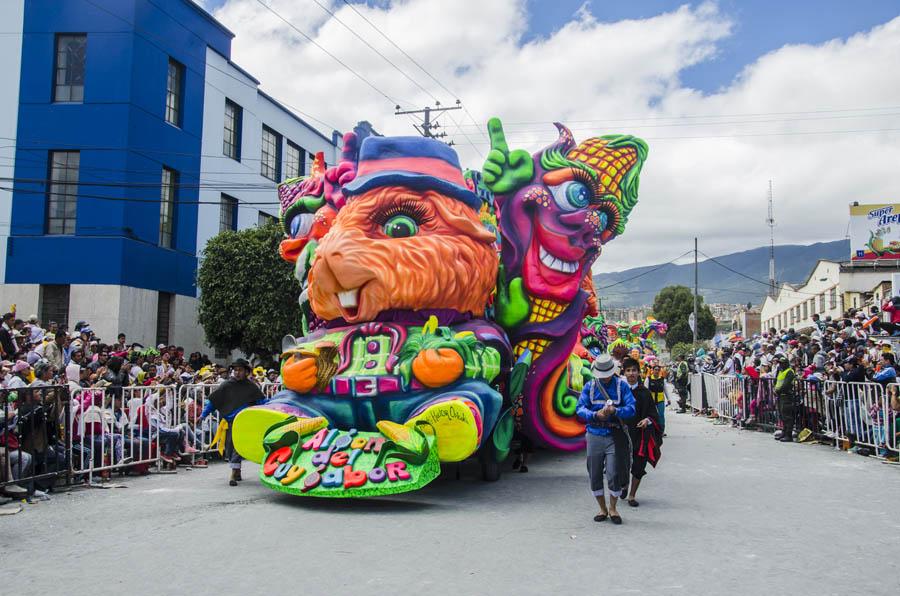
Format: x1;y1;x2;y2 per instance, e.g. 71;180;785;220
0;175;277;192
306;0;482;157
449;110;900;135
308;0;438;103
698;250;824;297
451;104;900;128
460;125;900;146
0;185;280;206
254;0;406;107
337;0;489;149
597;250;694;290
80;0;342;137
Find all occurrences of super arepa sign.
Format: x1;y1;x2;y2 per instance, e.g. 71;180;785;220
850;203;900;261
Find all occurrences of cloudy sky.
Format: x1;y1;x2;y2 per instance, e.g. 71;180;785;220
198;0;900;273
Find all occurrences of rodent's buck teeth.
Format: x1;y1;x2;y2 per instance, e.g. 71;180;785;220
338;289;359;308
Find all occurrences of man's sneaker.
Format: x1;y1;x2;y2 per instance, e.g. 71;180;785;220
32;489;51;501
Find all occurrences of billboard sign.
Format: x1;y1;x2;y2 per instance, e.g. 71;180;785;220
850;203;900;261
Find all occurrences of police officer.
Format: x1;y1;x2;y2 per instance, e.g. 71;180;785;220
774;355;798;442
674;354;690;413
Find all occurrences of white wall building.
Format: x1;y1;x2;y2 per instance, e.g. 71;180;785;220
761;260;842;331
761;259;900;331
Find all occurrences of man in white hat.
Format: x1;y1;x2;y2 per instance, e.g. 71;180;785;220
576;353;636;525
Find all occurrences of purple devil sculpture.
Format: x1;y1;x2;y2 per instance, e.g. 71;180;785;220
483;118;648;450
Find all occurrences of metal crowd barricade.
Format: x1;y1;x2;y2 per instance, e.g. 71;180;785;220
714;375;743;423
795;378;830;440
886;383;900;456
742;377;779;431
820;381;887;452
702;373;719;415
688;373;703;412
1;385;71;493
176;383;221;463
260;381;284;399
69;385;169;483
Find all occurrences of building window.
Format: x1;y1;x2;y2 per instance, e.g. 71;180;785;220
156;292;173;347
53;34;86;102
159;167;177;248
830;287;837;309
220;194;238;232
165;58;184;127
39;285;70;331
223;99;242;160
819;294;825;312
284;141;304;179
260;125;281;181
46;151;80;235
802;301;807;320
257;212;277;227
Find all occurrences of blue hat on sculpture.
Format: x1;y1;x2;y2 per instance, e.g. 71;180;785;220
342;136;480;210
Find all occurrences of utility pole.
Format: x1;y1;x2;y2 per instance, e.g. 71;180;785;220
394;100;462;144
767;180;776;297
693;237;699;347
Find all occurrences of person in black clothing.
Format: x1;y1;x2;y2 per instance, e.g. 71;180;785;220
841;356;866;383
199;359;265;486
622;357;662;507
0;312;17;358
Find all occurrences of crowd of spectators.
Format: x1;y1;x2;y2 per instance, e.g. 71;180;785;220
0;314;280;391
686;305;900;460
693;309;898;384
0;314;282;506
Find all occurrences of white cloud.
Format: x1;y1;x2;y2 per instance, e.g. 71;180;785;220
210;0;900;276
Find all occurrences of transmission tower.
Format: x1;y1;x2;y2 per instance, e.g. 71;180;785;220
394;100;462;145
767;180;776;297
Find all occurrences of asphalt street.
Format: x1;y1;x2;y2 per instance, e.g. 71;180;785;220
3;409;899;596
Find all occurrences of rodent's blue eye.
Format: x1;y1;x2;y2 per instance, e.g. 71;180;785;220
549;181;591;211
289;214;301;237
383;215;418;238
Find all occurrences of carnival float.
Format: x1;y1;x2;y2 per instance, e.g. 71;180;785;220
230;118;649;497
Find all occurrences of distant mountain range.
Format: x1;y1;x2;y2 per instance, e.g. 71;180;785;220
593;239;850;307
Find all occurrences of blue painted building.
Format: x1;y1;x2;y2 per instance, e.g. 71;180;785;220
0;0;341;354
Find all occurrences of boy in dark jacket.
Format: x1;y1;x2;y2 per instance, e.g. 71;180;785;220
622;357;662;507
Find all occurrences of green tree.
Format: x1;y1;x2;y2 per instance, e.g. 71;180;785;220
652;285;716;345
197;221;302;363
668;342;695;360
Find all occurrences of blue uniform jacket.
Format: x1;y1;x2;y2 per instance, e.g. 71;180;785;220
576;376;637;436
